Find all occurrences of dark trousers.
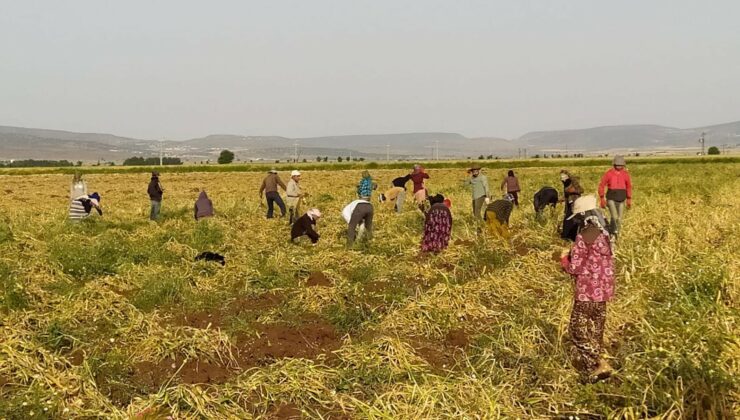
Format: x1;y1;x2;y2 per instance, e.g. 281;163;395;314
508;191;519;206
569;301;607;373
348;203;374;246
472;196;486;219
266;192;286;219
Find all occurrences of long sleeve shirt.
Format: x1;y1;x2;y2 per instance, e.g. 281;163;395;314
147;178;163;201
465;175;489;199
410;172;429;193
357;177;373;198
260;174;287;195
291;214;320;243
561;229;615;302
598;169;632;200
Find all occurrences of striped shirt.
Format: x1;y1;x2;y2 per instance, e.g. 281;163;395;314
69;199;90;221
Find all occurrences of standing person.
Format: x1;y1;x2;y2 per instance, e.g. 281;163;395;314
561;170;584;241
421;194;452;253
259;169;287;219
70;172;87;203
560;195;615;382
286;170;304;224
500;170;521;207
410;165;430;212
291;208;322;245
484;194;515;239
69;192;103;221
598;155;633;238
464;166;490;219
147;171;163;221
533;186;559;219
194;191;214;220
356;171;376;200
343;199;374;247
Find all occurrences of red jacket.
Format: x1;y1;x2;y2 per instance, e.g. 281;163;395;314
598;169;632;200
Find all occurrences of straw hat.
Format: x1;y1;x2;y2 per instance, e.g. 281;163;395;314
291;170;301;177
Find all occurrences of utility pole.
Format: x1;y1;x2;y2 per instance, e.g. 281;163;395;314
293;140;299;163
435;140;440;161
159;138;164;166
386;144;390;162
699;132;706;155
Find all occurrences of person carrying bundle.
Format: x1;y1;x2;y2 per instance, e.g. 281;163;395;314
421;194;452;253
290;208;322;245
69;192;102;221
484;194;515;239
194;191;214;220
286;170;305;224
560;195;615;382
259;168;287;219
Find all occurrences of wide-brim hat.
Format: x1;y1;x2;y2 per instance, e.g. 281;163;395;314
269;168;278;174
567;195;598;219
291;170;301;177
612;155;626;166
468;166;482;172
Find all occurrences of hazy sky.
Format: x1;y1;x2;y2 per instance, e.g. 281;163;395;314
1;1;738;140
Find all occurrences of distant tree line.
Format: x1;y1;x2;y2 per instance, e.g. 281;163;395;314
122;156;183;166
0;159;75;167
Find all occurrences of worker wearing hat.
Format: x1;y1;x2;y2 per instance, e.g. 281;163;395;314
598;155;632;238
286;170;304;224
147;171;163;221
464;165;490;219
259;168;287;219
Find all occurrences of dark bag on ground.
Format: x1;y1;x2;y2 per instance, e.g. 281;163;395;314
606;189;627;202
195;252;225;266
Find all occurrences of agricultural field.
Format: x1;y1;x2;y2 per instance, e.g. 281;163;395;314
0;161;737;419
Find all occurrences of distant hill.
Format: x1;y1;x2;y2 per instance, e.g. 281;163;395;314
1;120;738;162
516;121;740;153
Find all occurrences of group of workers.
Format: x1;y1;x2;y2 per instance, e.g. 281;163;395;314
66;155;633;383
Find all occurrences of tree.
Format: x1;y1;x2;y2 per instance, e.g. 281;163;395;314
323;157;328;162
337;156;343;162
486;154;493;159
346;156;351;162
707;146;720;155
478;155;485;160
317;156;323;162
218;150;235;164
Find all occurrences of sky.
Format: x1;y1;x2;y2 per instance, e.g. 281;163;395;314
1;0;738;140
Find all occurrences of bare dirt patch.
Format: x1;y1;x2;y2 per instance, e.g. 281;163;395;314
306;271;331;287
454;239;475;246
269;403;303;419
134;357;231;387
234;317;341;367
411;329;471;371
67;348;85;366
445;328;470;348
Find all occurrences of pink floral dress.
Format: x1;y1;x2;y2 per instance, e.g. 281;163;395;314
421;204;452;253
561;232;615;302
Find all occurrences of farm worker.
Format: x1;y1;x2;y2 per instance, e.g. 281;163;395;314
421;194;452;253
194;191;214;220
286;170;304;224
259;168;287;219
147;171;163;221
69;192;102;221
464;165;490;219
70;172;87;203
356;170;377;200
410;165;430;212
598;155;632;238
533;186;559;218
561;170;584;242
379;173;412;213
291;208;322;245
560;194;615;382
378;186;405;212
500;170;521;207
343;199;374;247
484;194;515;239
